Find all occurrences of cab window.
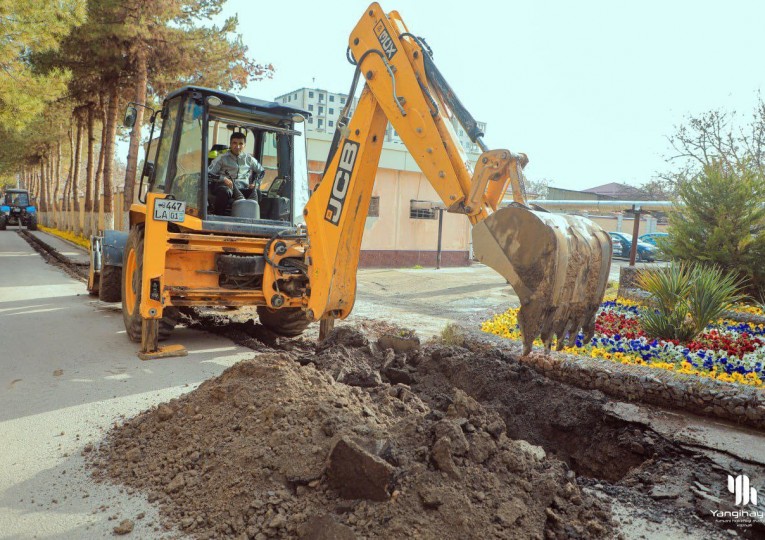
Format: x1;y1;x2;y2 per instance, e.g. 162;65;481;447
150;97;181;193
168;99;204;211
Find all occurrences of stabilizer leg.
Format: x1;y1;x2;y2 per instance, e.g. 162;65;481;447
138;319;187;360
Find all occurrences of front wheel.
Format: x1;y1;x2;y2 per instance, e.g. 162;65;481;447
121;226;175;343
256;306;311;337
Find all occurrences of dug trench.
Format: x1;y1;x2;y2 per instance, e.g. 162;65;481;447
92;313;765;539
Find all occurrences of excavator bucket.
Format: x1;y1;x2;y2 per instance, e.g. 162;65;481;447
472;205;612;355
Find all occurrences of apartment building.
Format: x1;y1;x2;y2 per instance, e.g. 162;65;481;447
275;87;485;153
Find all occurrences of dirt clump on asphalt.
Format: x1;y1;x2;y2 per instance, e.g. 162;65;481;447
93;326;615;539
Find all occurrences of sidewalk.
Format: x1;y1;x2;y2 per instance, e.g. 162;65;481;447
22;229;90;266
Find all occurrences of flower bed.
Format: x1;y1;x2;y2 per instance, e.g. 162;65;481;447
39;225;90;249
482;299;765;388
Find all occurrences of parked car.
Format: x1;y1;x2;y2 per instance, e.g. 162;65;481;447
609;231;658;262
639;232;669;246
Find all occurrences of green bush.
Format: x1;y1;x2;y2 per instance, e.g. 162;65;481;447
663;162;765;295
638;262;744;341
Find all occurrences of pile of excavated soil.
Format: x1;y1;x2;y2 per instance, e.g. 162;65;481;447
93;327;615;539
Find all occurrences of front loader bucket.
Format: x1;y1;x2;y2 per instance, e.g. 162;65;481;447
473;205;612;355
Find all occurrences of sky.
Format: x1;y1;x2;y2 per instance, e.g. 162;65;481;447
216;0;765;191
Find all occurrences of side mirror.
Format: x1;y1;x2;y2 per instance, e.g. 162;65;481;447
142;161;155;179
124;106;138;128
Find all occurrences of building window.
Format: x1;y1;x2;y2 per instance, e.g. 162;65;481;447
329;95;335;102
340;97;346;104
308;104;314;111
308;118;313;124
328;120;334;127
318;106;324;114
368;196;380;217
318;119;323;128
319;93;324;101
294;93;297;99
410;200;438;220
329;108;334;115
309;91;314;98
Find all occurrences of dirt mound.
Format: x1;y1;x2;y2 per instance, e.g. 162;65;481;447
94;327;615;539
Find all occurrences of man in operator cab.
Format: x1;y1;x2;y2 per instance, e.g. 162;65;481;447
208;132;265;216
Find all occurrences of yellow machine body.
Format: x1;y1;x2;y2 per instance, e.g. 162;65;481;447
112;2;611;358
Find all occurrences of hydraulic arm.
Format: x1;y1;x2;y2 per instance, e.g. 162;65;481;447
304;3;612;354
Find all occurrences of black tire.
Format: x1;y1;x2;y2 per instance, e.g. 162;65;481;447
27;215;37;231
0;216;6;231
256;306;311;337
122;226;175;343
99;264;122;302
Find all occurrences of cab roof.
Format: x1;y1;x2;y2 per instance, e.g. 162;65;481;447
165;86;310;118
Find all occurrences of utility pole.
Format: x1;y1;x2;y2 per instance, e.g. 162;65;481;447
629;205;641;266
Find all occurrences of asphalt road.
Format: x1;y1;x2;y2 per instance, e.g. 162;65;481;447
0;229;255;538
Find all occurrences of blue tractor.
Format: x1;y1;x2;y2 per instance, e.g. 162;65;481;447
0;189;37;231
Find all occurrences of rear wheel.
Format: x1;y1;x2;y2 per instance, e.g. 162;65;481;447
0;216;6;231
99;265;122;302
256;306;311;337
122;226;175;343
27;215;37;231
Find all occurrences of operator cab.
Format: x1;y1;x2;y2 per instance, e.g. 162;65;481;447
134;86;310;235
3;190;30;207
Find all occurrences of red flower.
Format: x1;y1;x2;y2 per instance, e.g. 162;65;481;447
687;329;761;357
595;312;644;339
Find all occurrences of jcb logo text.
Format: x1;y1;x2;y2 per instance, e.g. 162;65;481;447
325;140;359;225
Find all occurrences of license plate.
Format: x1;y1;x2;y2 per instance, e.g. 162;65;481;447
153;199;186;222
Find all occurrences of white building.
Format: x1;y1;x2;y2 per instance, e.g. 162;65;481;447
274;87;486;155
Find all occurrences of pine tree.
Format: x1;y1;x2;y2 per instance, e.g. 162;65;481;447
0;1;85;131
663;162;765;294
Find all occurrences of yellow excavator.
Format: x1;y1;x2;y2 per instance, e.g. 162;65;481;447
87;2;611;359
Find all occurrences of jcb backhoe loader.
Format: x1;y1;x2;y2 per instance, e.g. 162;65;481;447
87;2;611;359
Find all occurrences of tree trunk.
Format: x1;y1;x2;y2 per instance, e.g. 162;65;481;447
72;110;83;234
123;46;148;231
39;158;48;224
102;82;120;231
53;139;62;227
64;121;74;230
84;104;96;236
94;111;106;234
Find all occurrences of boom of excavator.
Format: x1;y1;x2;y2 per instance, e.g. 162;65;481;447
91;2;611;359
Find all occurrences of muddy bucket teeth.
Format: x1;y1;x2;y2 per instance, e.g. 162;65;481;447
472;205;612;355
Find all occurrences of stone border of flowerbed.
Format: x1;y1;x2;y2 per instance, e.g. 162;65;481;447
522;348;765;430
473;329;765;431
